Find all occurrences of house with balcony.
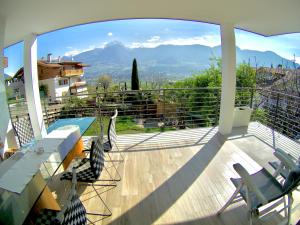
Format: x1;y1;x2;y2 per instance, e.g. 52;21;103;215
6;56;89;102
0;1;300;225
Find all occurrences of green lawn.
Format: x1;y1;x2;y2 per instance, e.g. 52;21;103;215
83;116;176;136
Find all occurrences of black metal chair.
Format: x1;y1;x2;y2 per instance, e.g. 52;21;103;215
60;137;117;217
35;168;87;225
73;109;123;173
11;114;34;147
217;152;300;225
103;109;125;165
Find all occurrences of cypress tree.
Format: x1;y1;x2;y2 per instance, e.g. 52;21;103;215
131;58;140;90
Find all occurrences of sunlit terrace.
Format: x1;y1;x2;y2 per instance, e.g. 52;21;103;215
47;121;300;225
4;87;298;225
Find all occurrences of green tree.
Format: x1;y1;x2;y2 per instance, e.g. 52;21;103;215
164;58;256;128
98;74;112;91
131;58;140;90
39;84;49;97
236;63;256;87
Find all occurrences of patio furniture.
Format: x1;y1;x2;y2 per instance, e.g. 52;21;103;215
103;109;118;152
269;148;298;180
60;137;116;217
12;114;34;147
0;118;95;225
103;109;125;162
74;109;124;169
35;168;87;225
217;156;300;225
47;117;96;169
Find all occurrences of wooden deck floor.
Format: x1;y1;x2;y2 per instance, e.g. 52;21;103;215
51;122;300;225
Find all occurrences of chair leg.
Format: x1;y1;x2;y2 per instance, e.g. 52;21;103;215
249;211;253;225
283;195;288;218
287;193;293;225
105;152;122;182
79;183;113;217
115;144;125;162
217;182;243;215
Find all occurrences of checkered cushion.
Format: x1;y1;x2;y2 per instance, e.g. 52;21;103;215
61;167;96;182
73;158;90;169
61;194;87;225
90;139;105;178
35;209;60;225
35;195;86;225
12;116;34;147
72;141;95;169
61;138;104;182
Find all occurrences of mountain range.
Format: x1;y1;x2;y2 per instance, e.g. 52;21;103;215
64;42;298;82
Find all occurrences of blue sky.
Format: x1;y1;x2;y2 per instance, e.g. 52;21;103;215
4;19;300;76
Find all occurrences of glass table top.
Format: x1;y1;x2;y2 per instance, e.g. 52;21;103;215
47;117;96;136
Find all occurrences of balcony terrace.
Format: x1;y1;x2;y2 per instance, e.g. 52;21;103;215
47;122;300;225
28;87;298;225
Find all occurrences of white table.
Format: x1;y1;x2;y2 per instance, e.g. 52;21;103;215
0;125;81;225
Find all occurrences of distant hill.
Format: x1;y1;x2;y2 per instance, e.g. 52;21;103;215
63;42;298;82
4;73;11;80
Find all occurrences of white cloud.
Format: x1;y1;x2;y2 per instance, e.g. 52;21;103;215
147;36;160;42
107;32;113;36
128;34;221;48
287;56;300;64
64;45;96;57
64;50;81;57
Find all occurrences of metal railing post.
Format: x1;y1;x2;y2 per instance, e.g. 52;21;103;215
274;93;280;130
163;89;166;117
250;88;254;108
43;97;49;126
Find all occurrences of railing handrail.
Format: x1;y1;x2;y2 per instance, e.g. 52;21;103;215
7;87;299;105
255;88;300;100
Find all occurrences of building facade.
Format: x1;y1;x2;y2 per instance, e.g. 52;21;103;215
6;59;89;102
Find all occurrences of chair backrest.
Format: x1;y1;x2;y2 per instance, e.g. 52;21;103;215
90;138;105;178
283;167;300;194
58;168;87;225
107;109;118;149
12;114;34;147
60;194;87;225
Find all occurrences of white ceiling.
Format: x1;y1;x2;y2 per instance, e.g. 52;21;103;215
1;0;300;47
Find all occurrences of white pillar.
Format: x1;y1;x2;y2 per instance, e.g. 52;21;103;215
24;33;47;139
218;23;236;135
0;17;12;157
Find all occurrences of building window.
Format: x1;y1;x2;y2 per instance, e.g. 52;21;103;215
58;79;68;86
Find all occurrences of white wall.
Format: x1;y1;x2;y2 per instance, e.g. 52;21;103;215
54;77;69;101
0;17;13;157
39;78;56;102
70;76;80;83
